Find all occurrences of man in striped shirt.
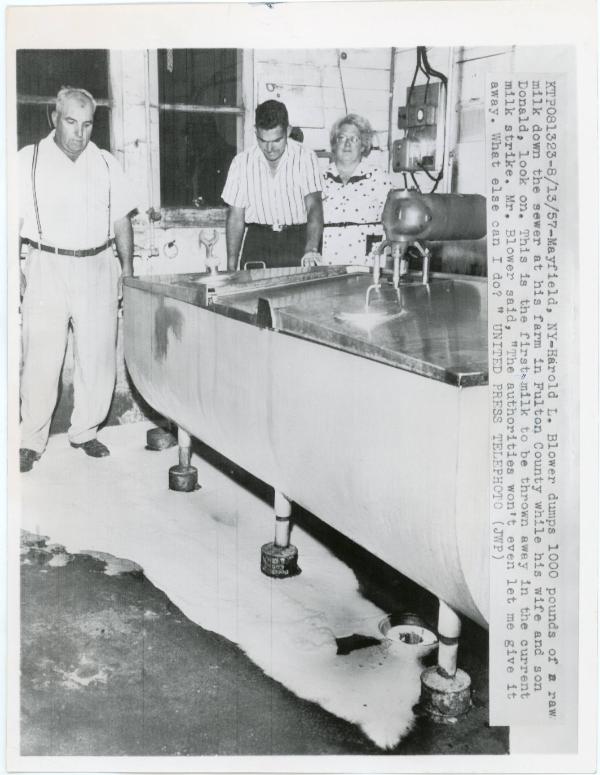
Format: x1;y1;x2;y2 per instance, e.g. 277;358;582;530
222;100;323;271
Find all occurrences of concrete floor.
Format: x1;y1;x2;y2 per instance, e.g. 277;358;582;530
19;424;509;758
21;534;385;756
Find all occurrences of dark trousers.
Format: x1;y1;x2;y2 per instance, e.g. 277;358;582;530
241;224;306;269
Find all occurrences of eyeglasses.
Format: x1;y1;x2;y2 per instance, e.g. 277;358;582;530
335;134;361;146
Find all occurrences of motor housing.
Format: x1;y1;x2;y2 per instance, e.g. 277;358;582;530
382;190;487;245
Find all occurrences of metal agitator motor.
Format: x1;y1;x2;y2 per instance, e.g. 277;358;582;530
374;189;487;285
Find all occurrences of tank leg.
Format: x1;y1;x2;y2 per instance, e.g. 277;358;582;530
419;600;472;723
168;428;199;492
260;490;300;578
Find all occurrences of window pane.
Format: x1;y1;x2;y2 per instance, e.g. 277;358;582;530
17;50;109;100
158;49;239;107
159;111;237;207
17;104;110;151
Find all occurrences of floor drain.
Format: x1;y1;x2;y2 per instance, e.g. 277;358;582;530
398;631;423;645
379;614;438;656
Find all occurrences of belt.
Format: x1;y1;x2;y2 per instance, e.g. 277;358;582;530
25;238;115;257
325;221;381;228
248;223;305;233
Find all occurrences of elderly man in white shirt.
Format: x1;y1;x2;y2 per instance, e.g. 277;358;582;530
18;87;138;472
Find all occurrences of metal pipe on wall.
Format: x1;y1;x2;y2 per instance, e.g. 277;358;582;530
143;49;158;257
440;47;456;194
387;47;397;174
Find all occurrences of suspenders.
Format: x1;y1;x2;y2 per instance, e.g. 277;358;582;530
30;141;112;250
100;152;112;244
31;143;43;245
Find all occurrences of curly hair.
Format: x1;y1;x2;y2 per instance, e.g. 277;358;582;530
330;114;374;157
255;100;289;131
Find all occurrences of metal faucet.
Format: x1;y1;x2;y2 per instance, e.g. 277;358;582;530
365;241;388;309
199;229;220;276
365;237;431;311
391;243;409;289
411;241;431;285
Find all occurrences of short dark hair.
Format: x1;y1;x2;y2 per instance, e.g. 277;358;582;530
255;100;289;131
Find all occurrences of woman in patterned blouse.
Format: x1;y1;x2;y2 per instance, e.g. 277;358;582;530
321;114;393;265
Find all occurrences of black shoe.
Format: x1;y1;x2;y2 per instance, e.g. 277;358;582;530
70;439;110;458
20;448;40;473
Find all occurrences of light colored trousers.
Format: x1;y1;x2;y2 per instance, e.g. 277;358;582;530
20;247;120;453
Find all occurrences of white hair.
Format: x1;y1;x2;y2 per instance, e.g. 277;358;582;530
55;86;97;114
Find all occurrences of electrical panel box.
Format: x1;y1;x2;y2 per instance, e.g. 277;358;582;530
393;82;443;173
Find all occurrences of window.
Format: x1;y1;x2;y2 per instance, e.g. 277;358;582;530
16;50;111;150
157;49;243;209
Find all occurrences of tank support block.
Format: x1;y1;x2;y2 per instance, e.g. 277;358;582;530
420;600;472;722
168;427;199;492
261;491;300;577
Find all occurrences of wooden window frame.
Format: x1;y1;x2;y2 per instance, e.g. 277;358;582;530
155;49;254;227
152;49;254;226
16;50;113;150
